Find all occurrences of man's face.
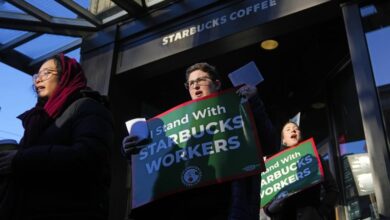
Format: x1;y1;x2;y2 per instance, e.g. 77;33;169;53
187;70;220;100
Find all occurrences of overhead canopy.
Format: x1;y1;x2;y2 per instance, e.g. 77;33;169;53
0;0;177;74
1;0;386;77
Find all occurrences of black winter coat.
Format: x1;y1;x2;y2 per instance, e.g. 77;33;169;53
6;95;113;220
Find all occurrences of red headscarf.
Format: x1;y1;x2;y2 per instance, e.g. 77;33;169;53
44;53;87;118
18;54;87;145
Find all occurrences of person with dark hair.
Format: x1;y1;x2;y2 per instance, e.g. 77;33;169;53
264;121;339;220
0;54;113;220
184;62;222;99
123;62;278;220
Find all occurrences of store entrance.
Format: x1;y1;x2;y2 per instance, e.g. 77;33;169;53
136;16;349;144
123;16;356;220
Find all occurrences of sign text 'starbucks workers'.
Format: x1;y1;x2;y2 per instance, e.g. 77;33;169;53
260;138;324;207
131;88;264;208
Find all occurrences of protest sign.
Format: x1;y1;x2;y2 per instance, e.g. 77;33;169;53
131;88;263;208
260;138;324;207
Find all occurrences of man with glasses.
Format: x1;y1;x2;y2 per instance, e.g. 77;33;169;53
184;63;221;99
124;62;278;220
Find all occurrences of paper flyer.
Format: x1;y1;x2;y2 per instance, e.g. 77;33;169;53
125;118;149;141
228;61;264;87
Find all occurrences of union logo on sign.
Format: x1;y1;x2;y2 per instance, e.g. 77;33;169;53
181;166;202;187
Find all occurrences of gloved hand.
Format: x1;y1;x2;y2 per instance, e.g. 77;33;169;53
236;84;257;102
122;135;145;157
267;197;285;214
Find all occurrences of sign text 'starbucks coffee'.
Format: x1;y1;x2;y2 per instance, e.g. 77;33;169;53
260;138;324;207
131;88;264;208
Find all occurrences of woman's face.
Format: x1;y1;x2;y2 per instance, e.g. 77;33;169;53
282;122;301;147
187;70;220;100
34;59;60;99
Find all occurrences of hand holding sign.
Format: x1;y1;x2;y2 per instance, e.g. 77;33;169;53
260;138;324;208
122;135;145;156
123;118;150;157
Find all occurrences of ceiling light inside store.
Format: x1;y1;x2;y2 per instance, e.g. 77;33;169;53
261;39;279;50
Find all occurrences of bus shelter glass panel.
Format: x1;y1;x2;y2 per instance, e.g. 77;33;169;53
15;34;80;59
0;1;26;13
0;28;27;44
73;0;90;10
26;0;78;19
66;48;81;62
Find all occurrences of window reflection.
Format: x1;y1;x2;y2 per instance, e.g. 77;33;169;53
339;140;367;156
330;66;379;219
340;141;377;219
366;27;390;87
361;0;390;165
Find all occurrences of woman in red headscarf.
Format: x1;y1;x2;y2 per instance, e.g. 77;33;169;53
0;54;113;220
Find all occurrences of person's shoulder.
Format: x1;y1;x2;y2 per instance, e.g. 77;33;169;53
80;89;110;107
74;96;108;111
69;96;112;122
73;96;100;107
71;90;109;110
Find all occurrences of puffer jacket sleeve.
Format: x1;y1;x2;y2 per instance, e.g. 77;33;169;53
12;97;113;178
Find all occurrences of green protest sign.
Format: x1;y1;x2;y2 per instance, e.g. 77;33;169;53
131;88;264;208
260;138;324;207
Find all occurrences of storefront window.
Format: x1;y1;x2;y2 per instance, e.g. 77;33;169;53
359;3;390;215
330;65;378;219
360;1;390;152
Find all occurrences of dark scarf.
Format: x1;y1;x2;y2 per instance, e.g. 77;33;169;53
18;54;87;146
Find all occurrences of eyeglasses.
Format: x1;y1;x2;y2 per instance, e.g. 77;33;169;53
184;77;212;89
32;69;58;82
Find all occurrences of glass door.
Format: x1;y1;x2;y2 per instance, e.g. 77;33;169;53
341;1;390;218
360;0;390;159
329;65;379;220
